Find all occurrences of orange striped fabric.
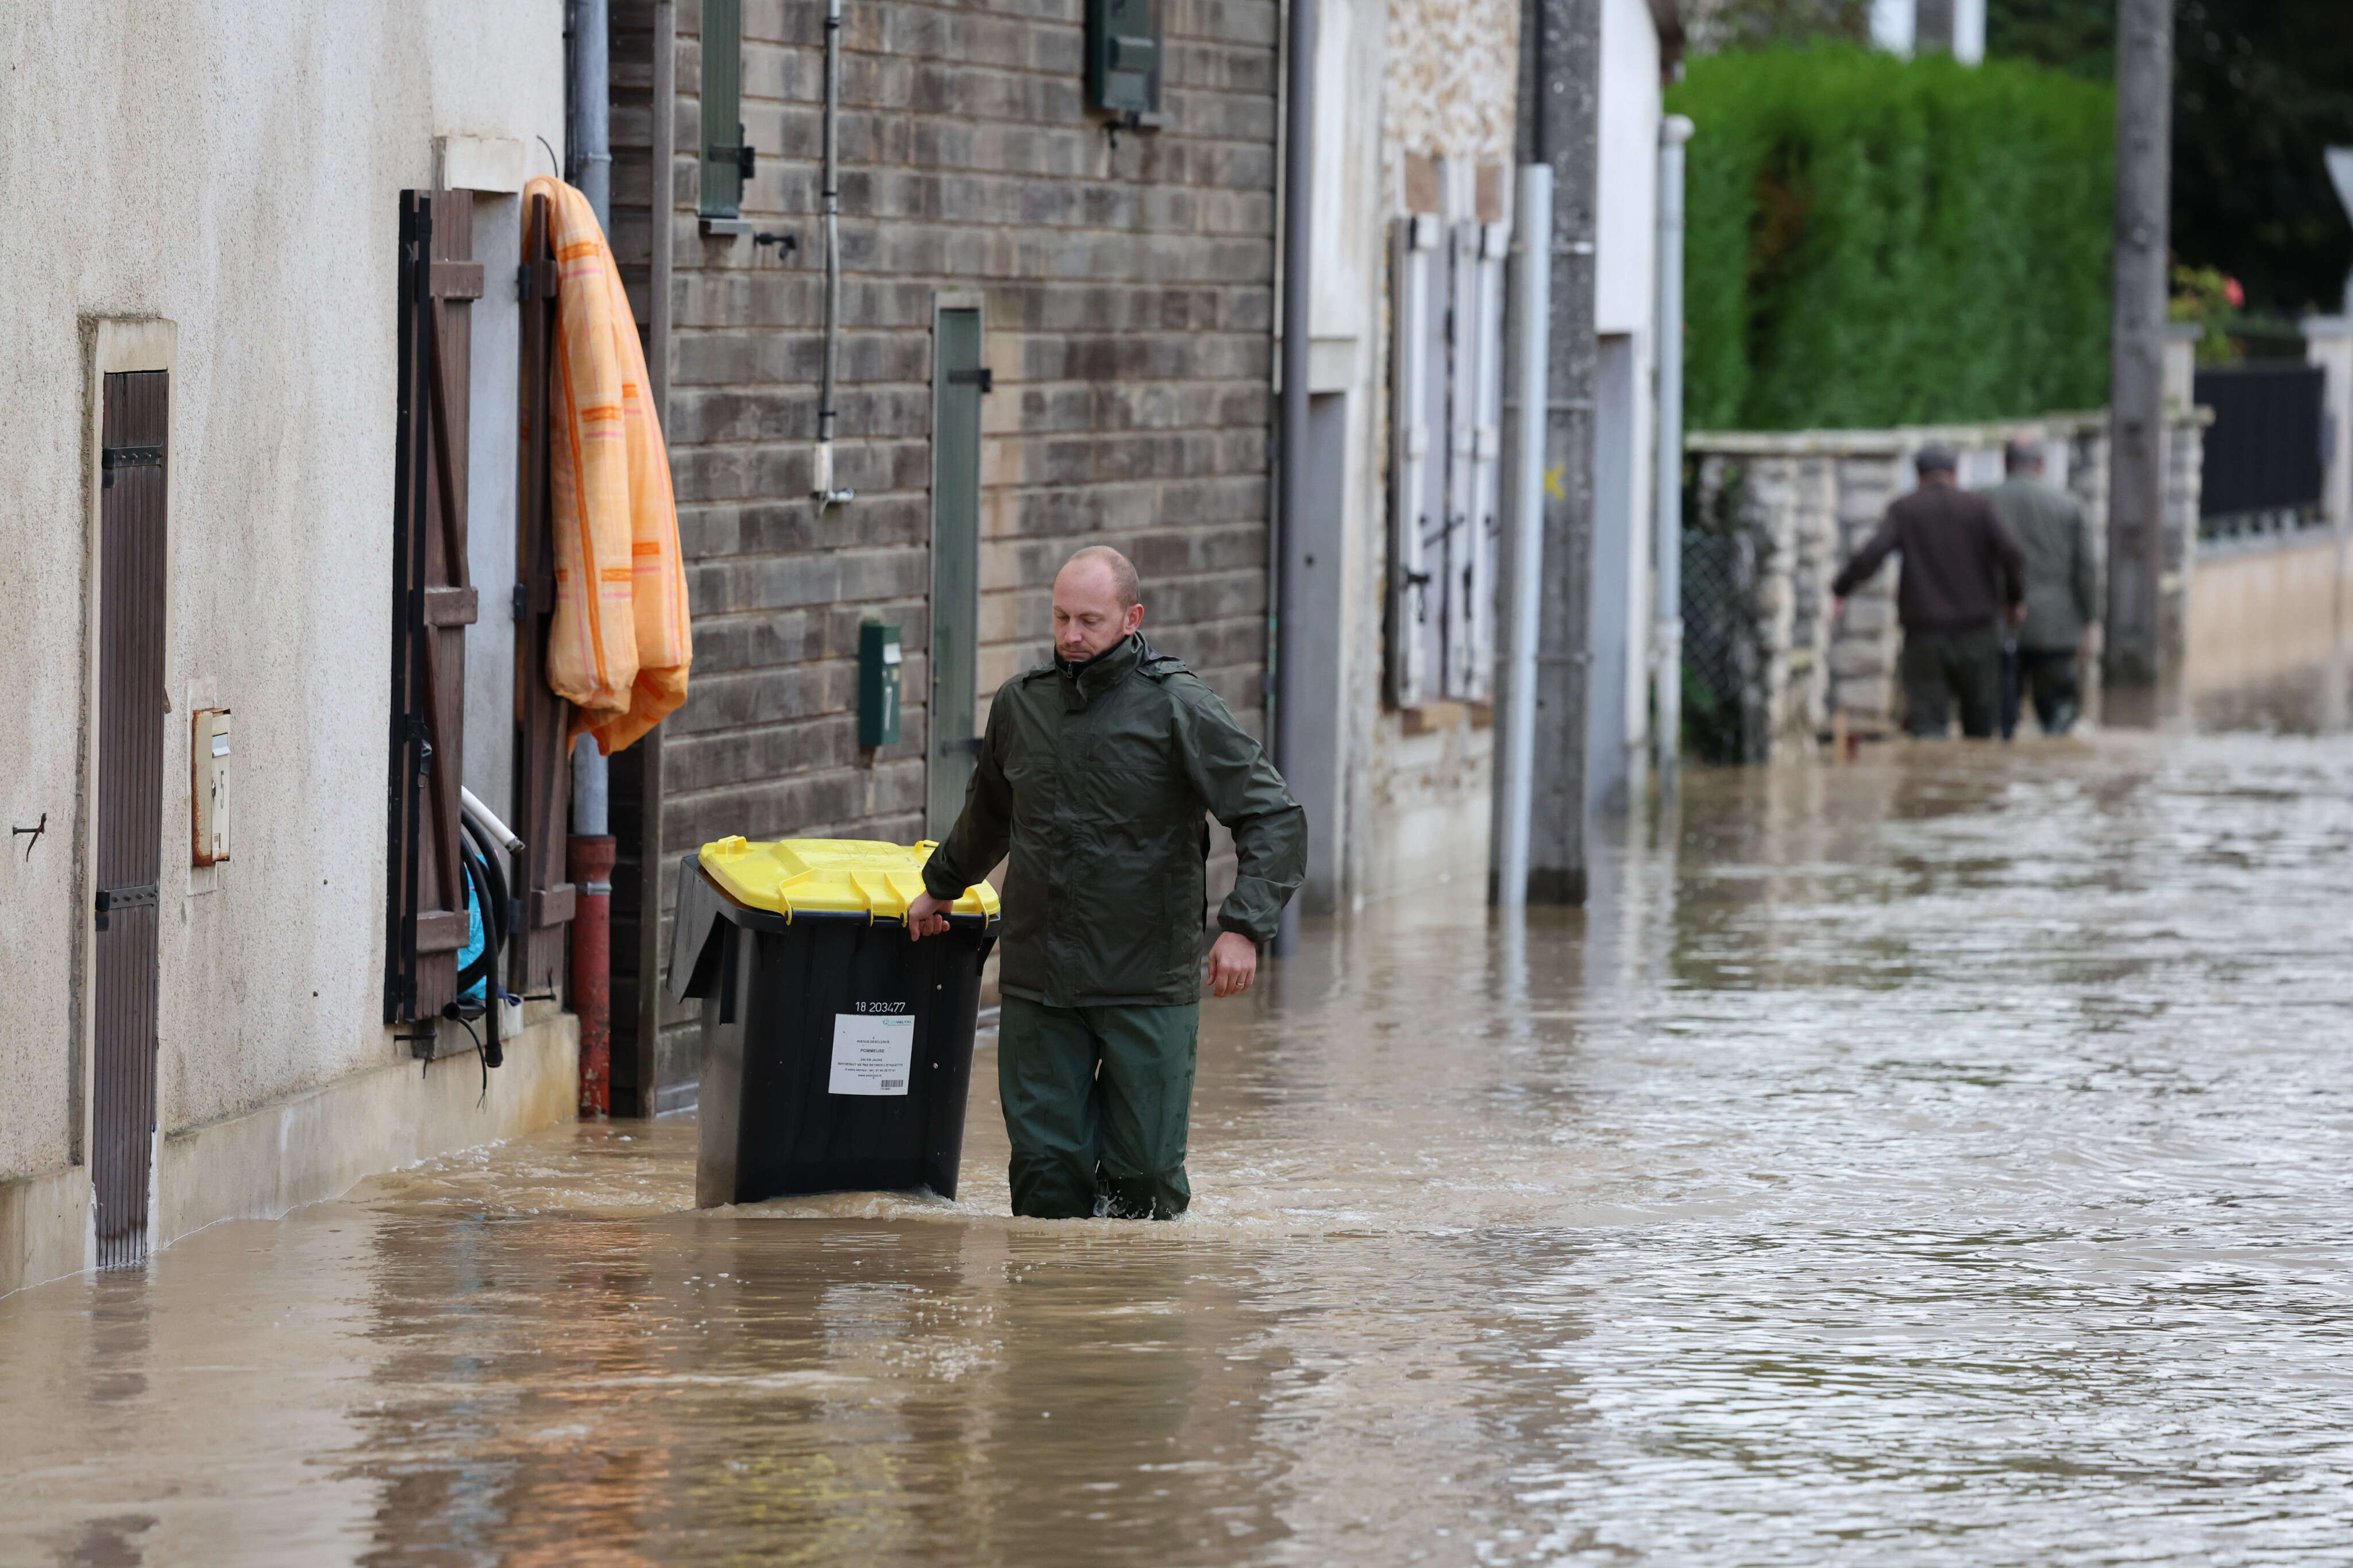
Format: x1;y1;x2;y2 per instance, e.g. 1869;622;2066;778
526;176;692;755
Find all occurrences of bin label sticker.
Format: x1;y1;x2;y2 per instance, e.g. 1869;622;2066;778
829;1013;915;1096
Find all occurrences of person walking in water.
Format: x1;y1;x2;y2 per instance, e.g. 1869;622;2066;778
907;546;1306;1220
1984;437;2097;736
1833;445;2027;739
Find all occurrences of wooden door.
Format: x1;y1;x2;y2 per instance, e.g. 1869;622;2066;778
93;369;168;1268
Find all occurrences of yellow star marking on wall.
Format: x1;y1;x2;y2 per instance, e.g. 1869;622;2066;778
1544;464;1565;500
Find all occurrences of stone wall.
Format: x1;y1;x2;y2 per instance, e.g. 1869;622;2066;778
1687;411;2205;752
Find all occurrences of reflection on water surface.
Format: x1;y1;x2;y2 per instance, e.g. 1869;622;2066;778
6;734;2353;1564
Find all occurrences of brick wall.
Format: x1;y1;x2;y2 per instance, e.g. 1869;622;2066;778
612;0;1280;1094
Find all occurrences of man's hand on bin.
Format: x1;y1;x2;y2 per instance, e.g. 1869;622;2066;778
907;891;952;940
1208;931;1257;999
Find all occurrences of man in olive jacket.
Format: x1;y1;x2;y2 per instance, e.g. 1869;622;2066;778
906;546;1306;1221
1985;438;2097;735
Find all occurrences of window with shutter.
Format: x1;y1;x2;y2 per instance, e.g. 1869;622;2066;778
1388;212;1511;705
699;0;749;218
384;189;483;1024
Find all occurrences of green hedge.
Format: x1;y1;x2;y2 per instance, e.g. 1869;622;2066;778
1667;47;2114;432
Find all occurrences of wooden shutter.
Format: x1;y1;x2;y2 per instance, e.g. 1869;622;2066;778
1455;219;1510;700
1388;214;1446;704
1438;220;1481;699
699;0;746;217
384;190;481;1025
1390;213;1512;706
512;192;579;999
928;306;986;837
94;369;168;1266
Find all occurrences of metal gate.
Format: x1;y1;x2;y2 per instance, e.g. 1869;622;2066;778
1680;460;1769;766
94;369;169;1268
2196;361;2327;542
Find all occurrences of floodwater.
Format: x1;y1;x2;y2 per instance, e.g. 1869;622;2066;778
9;734;2353;1566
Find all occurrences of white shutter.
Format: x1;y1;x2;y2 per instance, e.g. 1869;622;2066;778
1440;221;1479;698
1388;215;1446;704
1458;219;1510;700
1394;211;1510;705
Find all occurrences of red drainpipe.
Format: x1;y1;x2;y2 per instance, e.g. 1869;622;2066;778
569;834;617;1118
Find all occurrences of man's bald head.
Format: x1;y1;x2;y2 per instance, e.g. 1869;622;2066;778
1059;544;1141;610
1052;546;1146;662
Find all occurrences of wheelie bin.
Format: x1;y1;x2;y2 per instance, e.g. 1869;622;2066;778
667;836;999;1207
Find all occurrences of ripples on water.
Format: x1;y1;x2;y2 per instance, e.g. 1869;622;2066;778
5;736;2352;1565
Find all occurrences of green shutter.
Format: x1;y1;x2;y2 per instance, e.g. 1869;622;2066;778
700;0;744;217
927;308;985;837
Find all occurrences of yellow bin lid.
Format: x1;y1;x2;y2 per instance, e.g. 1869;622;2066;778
697;837;1000;924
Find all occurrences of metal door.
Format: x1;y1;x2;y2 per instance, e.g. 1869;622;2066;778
93;369;168;1268
928;307;985;837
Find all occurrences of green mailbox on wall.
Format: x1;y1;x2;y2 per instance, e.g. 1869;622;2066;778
1086;0;1160;118
859;623;902;748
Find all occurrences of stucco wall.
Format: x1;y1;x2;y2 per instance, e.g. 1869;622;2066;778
1594;0;1660;335
1383;0;1518;167
0;2;564;1182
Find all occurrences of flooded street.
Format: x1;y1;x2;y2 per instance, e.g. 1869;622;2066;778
9;733;2353;1565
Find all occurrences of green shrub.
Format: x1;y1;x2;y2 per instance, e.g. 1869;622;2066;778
1668;47;2115;432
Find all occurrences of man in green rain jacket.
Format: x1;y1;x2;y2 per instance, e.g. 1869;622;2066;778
907;545;1306;1221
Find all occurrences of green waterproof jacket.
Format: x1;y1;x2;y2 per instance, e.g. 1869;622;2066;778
921;634;1307;1008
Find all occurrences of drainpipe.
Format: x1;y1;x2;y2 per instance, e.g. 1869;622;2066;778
630;0;677;1117
1651;115;1692;798
1270;0;1315;957
812;0;854;509
569;0;615;1117
1491;165;1553;908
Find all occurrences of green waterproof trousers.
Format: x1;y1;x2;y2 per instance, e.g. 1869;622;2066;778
998;997;1198;1220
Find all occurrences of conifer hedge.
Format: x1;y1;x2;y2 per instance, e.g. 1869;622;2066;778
1667;47;2115;432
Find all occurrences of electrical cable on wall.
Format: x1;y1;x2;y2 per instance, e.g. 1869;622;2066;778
811;0;854;509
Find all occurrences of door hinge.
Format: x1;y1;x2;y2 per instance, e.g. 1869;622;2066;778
94;883;159;930
707;132;758;184
101;445;165;489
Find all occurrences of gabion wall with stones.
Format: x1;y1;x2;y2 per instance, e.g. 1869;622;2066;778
1684;412;2205;756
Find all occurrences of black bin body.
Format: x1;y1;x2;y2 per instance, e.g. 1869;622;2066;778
669;855;995;1207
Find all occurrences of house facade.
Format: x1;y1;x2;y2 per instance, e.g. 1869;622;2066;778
607;0;1288;1101
4;0;1675;1290
1;3;581;1293
1286;0;1674;912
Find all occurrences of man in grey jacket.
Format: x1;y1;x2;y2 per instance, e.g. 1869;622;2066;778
1984;438;2098;735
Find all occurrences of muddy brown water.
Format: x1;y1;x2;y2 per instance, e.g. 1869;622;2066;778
7;735;2353;1565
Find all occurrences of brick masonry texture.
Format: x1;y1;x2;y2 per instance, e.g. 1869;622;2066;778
612;0;1279;1088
